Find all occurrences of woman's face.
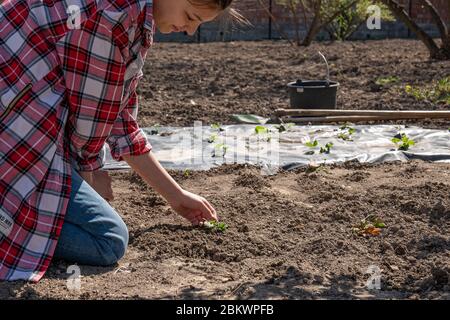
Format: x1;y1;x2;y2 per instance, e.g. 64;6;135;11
153;0;220;35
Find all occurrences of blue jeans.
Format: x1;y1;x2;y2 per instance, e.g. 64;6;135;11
53;166;129;266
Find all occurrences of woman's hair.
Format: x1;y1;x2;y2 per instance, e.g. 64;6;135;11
188;0;250;26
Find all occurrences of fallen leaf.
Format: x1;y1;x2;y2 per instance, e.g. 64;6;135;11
365;226;381;236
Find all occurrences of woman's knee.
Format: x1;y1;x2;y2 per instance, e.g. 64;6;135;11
96;215;129;266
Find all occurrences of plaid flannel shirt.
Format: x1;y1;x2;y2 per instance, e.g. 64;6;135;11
0;0;154;281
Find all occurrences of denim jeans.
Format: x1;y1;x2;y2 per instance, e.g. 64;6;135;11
53;166;129;266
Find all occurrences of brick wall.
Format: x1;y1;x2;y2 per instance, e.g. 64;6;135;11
155;0;450;42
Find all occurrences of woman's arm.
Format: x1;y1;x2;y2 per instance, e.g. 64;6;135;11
122;151;218;225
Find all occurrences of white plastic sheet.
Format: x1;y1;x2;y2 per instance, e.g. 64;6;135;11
102;124;450;171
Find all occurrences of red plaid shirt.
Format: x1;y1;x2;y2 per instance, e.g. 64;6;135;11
0;0;154;281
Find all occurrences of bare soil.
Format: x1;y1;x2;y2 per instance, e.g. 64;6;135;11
136;39;449;129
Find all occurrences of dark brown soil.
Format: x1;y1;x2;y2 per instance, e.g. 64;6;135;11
1;161;448;300
0;40;448;300
136;39;449;129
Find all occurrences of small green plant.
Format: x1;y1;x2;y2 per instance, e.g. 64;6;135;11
352;215;387;236
254;125;269;135
405;77;450;105
254;125;274;142
304;139;318;155
207;133;218;143
274;123;294;133
391;133;415;151
183;169;191;177
320;142;334;154
212;143;228;158
340;124;356;135
149;123;160;135
376;76;400;86
203;220;228;232
337;124;356;141
337;132;352;141
211;123;225;131
305;140;318;148
436;77;450;104
305;162;329;174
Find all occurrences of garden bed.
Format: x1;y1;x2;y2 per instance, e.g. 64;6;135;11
0;39;448;299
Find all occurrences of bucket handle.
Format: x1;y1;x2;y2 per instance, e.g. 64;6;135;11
318;51;330;86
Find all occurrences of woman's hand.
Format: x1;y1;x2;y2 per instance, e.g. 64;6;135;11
167;189;218;225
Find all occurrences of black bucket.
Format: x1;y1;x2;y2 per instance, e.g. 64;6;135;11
287;79;339;109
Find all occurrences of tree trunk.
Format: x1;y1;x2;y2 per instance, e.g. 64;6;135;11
381;0;446;59
301;0;360;46
288;0;302;46
420;0;450;54
301;0;322;46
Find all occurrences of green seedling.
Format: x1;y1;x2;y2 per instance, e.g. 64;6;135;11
376;76;400;86
274;123;294;133
391;133;415;151
255;125;269;135
405;77;450;104
254;125;273;142
183;169;191;177
212;143;228;158
338;132;352;141
304;139;318;155
207;133;218;143
338;124;356;141
305;140;318;148
340;126;356;135
352;215;387;236
203;220;228;232
211;123;225;132
149;123;160;135
305;162;329;174
320;142;333;154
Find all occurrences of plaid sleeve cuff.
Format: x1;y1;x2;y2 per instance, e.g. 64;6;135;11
71;152;105;172
107;128;152;162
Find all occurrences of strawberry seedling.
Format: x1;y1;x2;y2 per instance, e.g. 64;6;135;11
274;123;294;133
320;142;333;154
211;123;225;132
254;125;273;142
338;124;356;141
212;143;228;158
391;133;415;151
254;125;269;135
304;139;318;155
207;133;218;143
203;220;228;232
305;140;318;148
149;123;160;135
305;162;329;174
338;132;352;141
